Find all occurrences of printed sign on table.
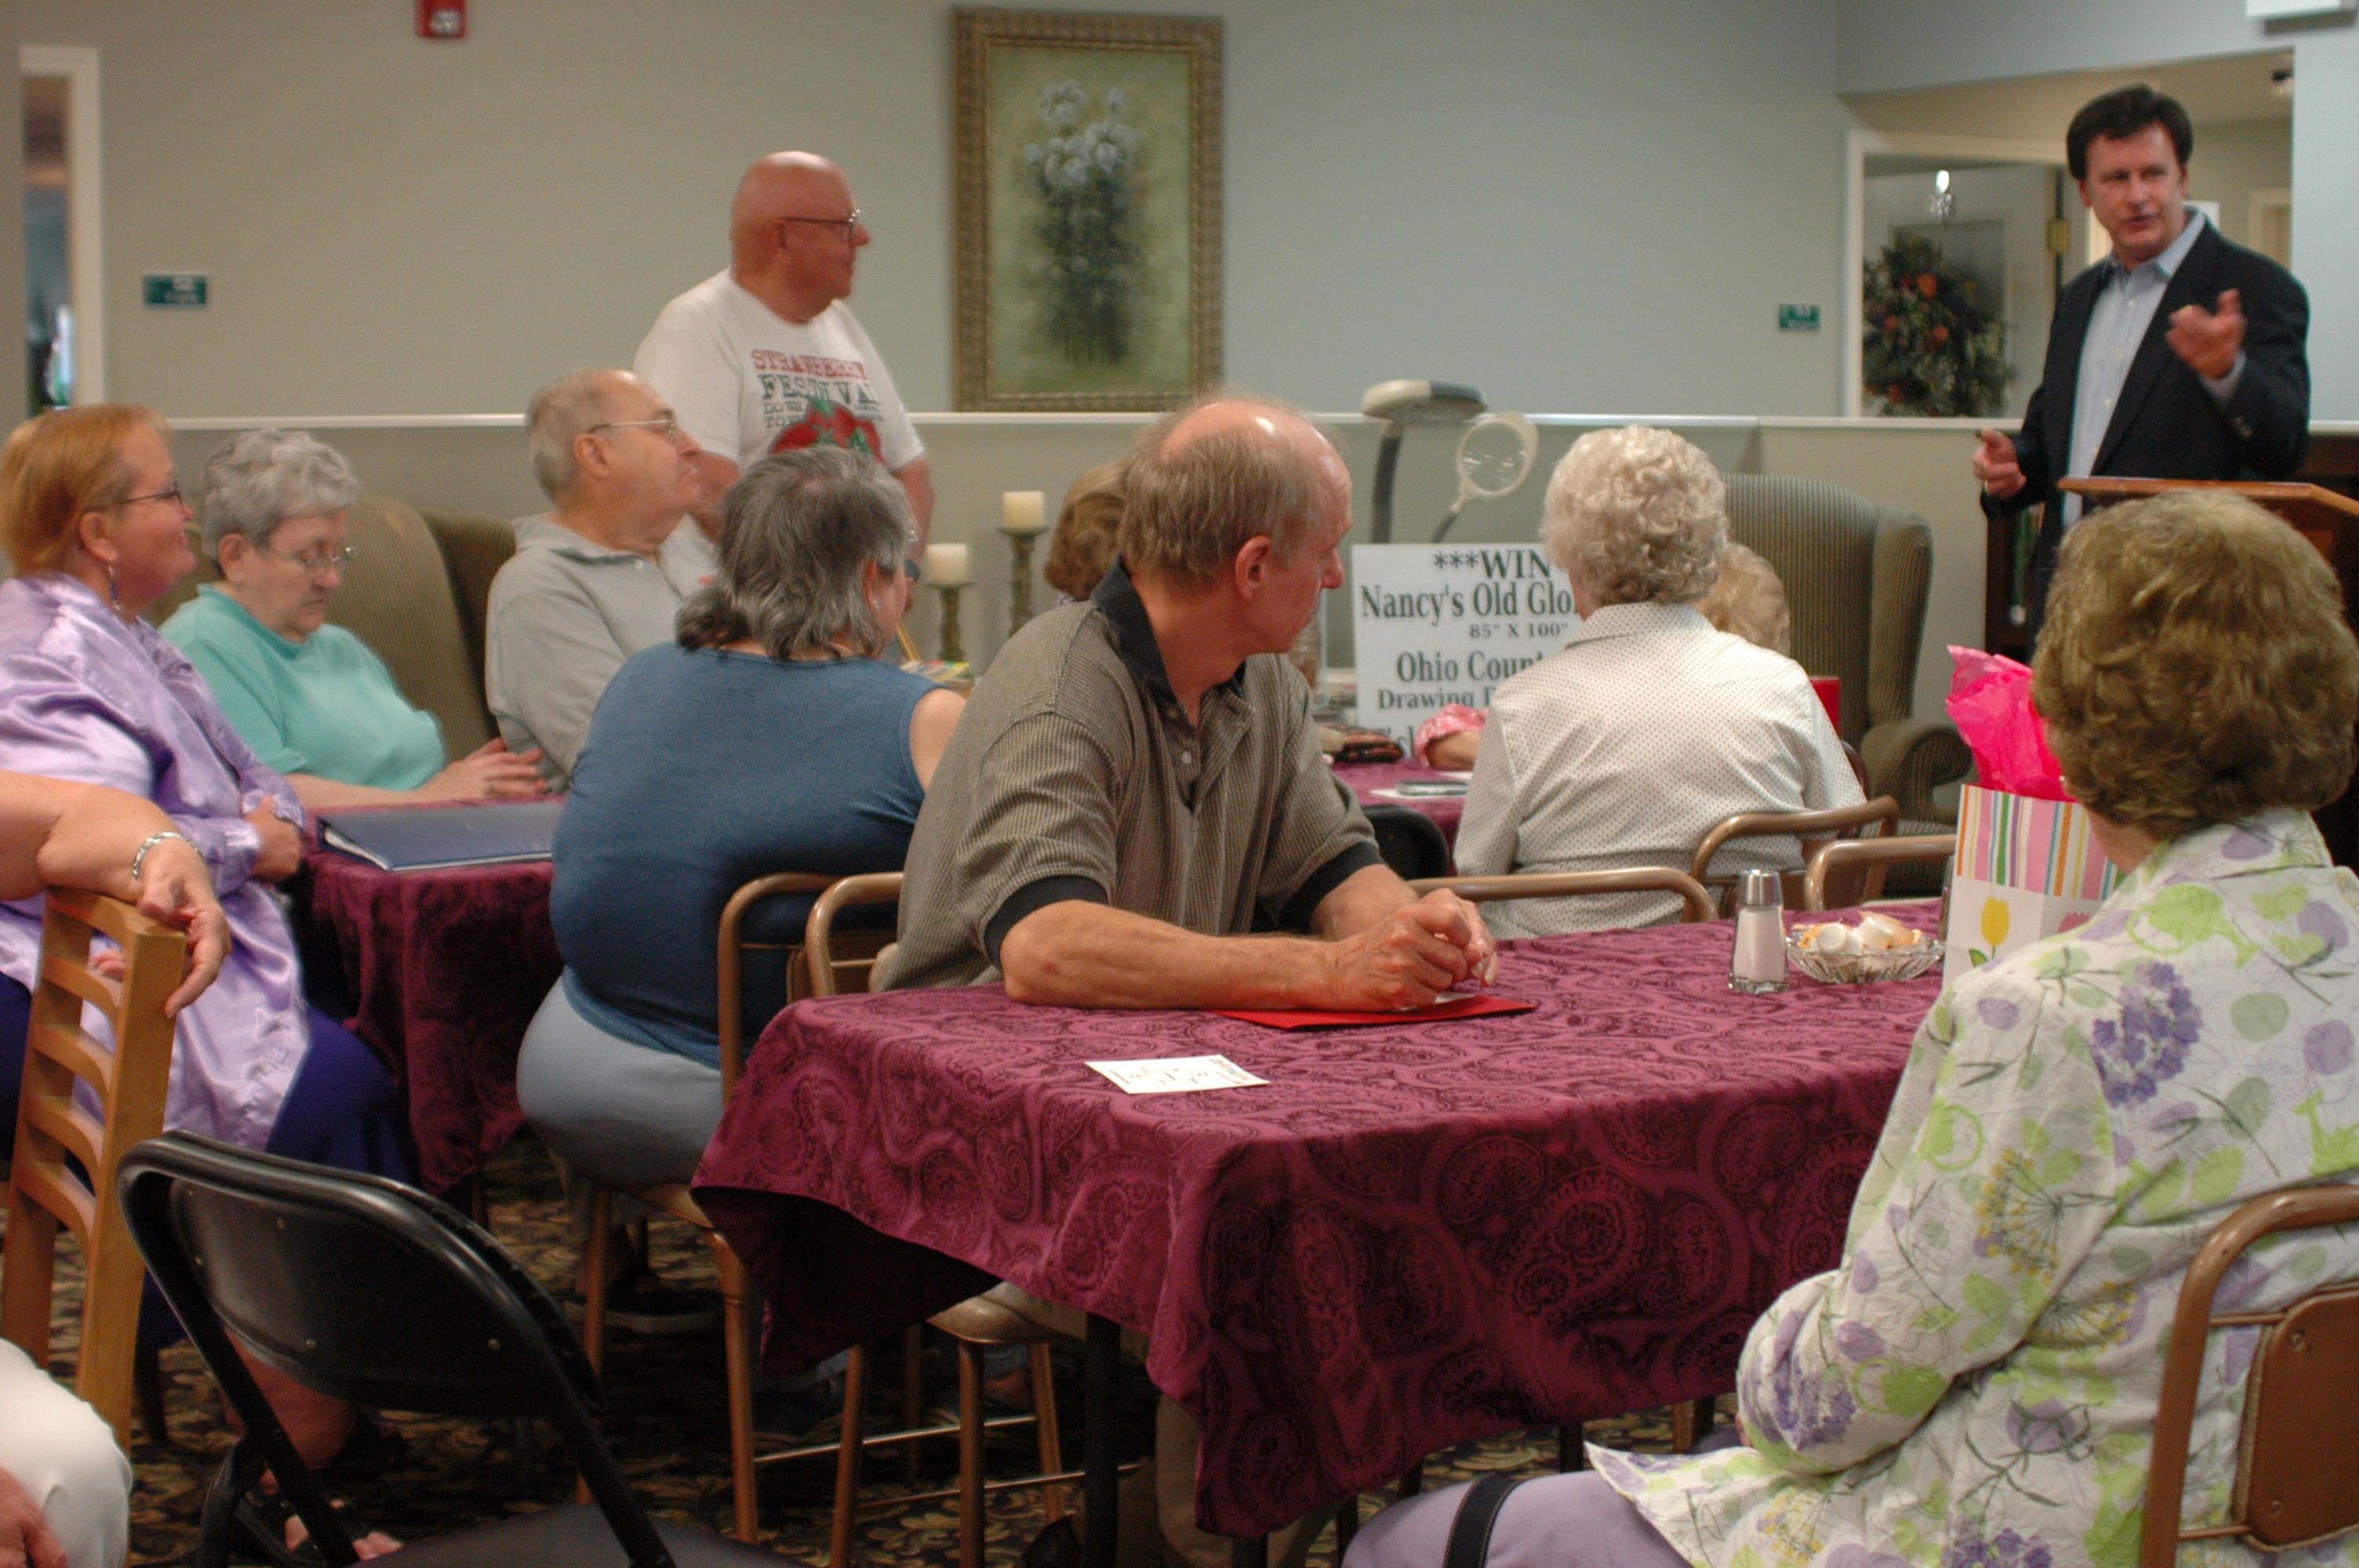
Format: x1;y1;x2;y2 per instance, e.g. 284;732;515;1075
1350;543;1580;746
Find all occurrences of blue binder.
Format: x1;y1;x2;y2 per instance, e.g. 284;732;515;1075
317;801;565;872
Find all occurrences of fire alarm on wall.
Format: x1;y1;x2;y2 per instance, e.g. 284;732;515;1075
417;0;466;38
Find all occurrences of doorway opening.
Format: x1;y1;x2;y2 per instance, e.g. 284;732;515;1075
21;45;102;408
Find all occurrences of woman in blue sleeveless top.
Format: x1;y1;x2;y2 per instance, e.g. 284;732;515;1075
518;445;962;1315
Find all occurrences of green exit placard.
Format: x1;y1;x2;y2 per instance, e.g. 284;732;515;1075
1777;303;1820;332
143;273;208;308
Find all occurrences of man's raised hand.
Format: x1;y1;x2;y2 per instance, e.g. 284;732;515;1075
1972;429;2024;499
2167;288;2245;382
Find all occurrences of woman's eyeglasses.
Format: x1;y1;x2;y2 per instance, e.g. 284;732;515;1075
257;542;360;579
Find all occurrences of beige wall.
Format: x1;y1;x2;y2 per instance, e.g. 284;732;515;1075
2190;118;2292;252
26;0;1853;421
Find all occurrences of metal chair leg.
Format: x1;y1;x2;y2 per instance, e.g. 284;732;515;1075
1558;1421;1586;1472
134;1345;169;1447
1083;1316;1120;1568
511;1417;537;1494
903;1323;925;1485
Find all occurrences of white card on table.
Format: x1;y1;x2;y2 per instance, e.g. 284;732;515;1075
1086;1055;1270;1094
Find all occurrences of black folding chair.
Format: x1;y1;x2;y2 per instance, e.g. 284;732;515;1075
1364;804;1452;882
119;1131;786;1567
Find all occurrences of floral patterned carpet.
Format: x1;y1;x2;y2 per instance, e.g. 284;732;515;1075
16;1133;1722;1565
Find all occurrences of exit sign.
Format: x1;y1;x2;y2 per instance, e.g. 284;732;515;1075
1777;303;1820;332
143;274;209;308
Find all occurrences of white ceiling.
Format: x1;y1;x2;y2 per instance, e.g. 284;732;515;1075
1845;49;2293;142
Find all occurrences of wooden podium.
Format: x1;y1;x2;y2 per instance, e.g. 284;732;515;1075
2058;477;2359;866
2061;476;2359;556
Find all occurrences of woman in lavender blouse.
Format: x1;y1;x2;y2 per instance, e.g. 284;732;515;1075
0;405;413;1474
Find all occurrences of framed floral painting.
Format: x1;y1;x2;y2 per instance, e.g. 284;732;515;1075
954;9;1222;411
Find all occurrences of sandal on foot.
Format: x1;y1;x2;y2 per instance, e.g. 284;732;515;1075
233;1486;389;1568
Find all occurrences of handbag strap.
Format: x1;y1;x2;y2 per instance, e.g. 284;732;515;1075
1442;1472;1528;1568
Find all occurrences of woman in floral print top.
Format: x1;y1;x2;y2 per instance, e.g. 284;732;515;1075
1346;491;2359;1568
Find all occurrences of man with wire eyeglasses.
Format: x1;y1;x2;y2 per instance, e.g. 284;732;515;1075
634;150;934;554
486;369;714;791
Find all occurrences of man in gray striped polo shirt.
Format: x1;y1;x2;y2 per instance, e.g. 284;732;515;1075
878;393;1497;1009
880;393;1498;1568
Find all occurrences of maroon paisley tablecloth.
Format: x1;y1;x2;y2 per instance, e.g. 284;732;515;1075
694;906;1940;1537
1333;760;1466;849
293;847;562;1194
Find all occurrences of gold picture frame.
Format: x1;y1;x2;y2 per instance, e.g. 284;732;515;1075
954;8;1222;411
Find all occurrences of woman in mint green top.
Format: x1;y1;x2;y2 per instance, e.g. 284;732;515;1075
162;428;546;808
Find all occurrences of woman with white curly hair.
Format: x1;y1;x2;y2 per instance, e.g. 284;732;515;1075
1452;425;1859;935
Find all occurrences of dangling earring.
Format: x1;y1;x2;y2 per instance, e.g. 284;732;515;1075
107;561;121;608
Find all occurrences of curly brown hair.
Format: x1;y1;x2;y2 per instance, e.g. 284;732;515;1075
2034;491;2359;842
1044;459;1125;600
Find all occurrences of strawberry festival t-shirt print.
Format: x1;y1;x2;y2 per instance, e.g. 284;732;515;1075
634;270;925;477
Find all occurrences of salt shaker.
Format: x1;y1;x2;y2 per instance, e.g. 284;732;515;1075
1728;868;1789;994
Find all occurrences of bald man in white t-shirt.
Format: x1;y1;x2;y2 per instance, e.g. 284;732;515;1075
634;151;934;546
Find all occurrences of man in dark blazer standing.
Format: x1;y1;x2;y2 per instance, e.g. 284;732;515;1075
1974;85;2309;640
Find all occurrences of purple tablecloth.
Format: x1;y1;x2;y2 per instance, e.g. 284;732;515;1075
293;845;562;1194
694;903;1941;1536
1333;760;1466;849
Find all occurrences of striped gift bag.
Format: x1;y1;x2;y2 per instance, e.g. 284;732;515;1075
1942;784;2125;985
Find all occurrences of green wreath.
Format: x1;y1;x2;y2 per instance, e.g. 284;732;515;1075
1863;233;2010;418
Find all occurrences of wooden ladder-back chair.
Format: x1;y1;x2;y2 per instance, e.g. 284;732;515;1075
1408;866;1717;925
804;873;1074;1568
2142;1183;2359;1568
1691;797;1901;916
576;870;832;1544
1802;834;1957;913
2;887;185;1449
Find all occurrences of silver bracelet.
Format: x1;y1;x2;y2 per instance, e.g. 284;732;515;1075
131;829;190;884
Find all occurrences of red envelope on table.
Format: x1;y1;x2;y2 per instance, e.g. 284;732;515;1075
1214;993;1536;1029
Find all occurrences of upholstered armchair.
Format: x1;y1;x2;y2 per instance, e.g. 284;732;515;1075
1724;474;1971;835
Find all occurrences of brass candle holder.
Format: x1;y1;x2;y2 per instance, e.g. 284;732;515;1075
1002;528;1039;632
934;584;966;666
1000;492;1048;636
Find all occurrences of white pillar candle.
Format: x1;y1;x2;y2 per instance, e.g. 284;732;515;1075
925;543;972;586
1001;490;1048;535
